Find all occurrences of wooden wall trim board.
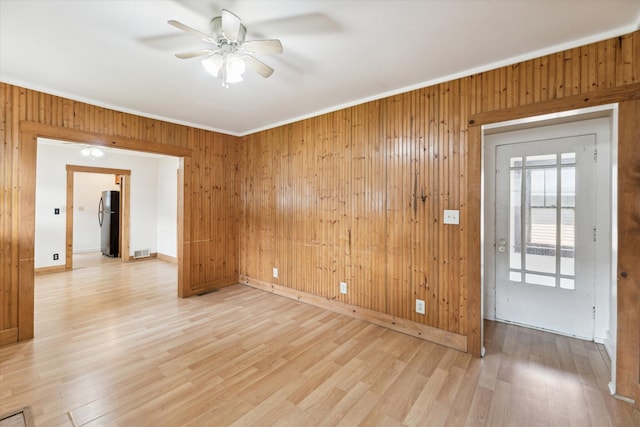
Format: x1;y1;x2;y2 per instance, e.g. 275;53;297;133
120;175;131;263
20;121;192;158
157;253;178;264
34;265;66;276
466;126;482;355
241;276;468;353
0;328;18;347
616;98;640;405
65;169;74;271
65;164;132;176
468;82;640;126
192;275;240;295
17;132;37;341
1;31;639;395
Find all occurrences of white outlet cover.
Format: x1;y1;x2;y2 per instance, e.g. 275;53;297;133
443;209;459;225
416;299;426;315
340;282;347;294
273;267;278;278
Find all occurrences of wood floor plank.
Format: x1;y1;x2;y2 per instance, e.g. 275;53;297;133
0;260;636;426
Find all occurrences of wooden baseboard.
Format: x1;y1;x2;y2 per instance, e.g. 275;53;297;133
189;275;239;297
0;328;18;346
157;253;177;264
127;252;158;262
240;276;468;353
34;265;67;276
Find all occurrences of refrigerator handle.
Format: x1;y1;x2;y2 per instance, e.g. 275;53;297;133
98;197;104;227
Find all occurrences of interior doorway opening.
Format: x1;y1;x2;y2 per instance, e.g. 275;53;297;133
66;166;131;271
481;104;618;393
34;138;181;276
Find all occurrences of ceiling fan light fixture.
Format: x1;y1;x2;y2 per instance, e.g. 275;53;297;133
202;55;224;78
225;56;246;83
171;10;281;88
80;146;105;160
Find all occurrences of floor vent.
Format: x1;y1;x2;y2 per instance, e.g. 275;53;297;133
134;249;150;259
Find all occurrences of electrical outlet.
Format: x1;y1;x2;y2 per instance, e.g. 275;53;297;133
416;299;426;315
272;267;278;278
340;282;347;294
54;208;60;215
443;209;460;225
53;253;59;261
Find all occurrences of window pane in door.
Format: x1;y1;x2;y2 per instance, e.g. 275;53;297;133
525;273;555;287
561;152;576;164
510;157;523;167
526;168;556;275
509;271;522;282
526;154;557;166
560;278;575;290
561;166;576;277
510;169;522;270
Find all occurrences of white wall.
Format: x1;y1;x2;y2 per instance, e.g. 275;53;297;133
73;173;120;253
157;157;179;258
35;140;178;268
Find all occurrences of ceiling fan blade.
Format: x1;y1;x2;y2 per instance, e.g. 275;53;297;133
244;39;283;55
168;20;213;42
175;49;215;59
242;55;274;78
222;9;242;41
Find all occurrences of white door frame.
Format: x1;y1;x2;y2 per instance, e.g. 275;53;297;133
480;104;619;394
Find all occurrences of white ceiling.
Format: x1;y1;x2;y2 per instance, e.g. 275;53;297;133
1;1;639;136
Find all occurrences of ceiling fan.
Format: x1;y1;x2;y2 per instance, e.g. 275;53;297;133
168;10;283;88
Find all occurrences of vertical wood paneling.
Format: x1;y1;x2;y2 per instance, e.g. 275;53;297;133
0;83;240;342
239;30;640;358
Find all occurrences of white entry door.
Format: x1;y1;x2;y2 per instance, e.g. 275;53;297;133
495;135;597;339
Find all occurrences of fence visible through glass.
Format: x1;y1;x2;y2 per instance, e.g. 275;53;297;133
508;152;576;289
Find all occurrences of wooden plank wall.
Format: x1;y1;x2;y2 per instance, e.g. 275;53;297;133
0;83;241;345
239;32;639;364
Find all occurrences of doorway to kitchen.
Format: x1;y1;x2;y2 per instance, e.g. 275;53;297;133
65;165;131;271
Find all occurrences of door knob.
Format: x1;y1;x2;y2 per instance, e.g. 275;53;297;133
497;239;507;253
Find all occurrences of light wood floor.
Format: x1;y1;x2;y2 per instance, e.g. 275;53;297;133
72;252;120;270
0;260;637;426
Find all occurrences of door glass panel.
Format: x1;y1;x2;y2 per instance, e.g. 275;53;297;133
507;150;579;289
526;153;556;166
525;273;555;287
560;278;575;290
560;166;575;276
561;152;576;164
526;168;556;275
509;169;522;271
509;271;522;282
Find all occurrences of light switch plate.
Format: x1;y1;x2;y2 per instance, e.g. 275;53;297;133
340;282;347;294
443;209;460;225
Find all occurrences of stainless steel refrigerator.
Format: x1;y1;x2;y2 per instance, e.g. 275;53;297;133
98;190;120;257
